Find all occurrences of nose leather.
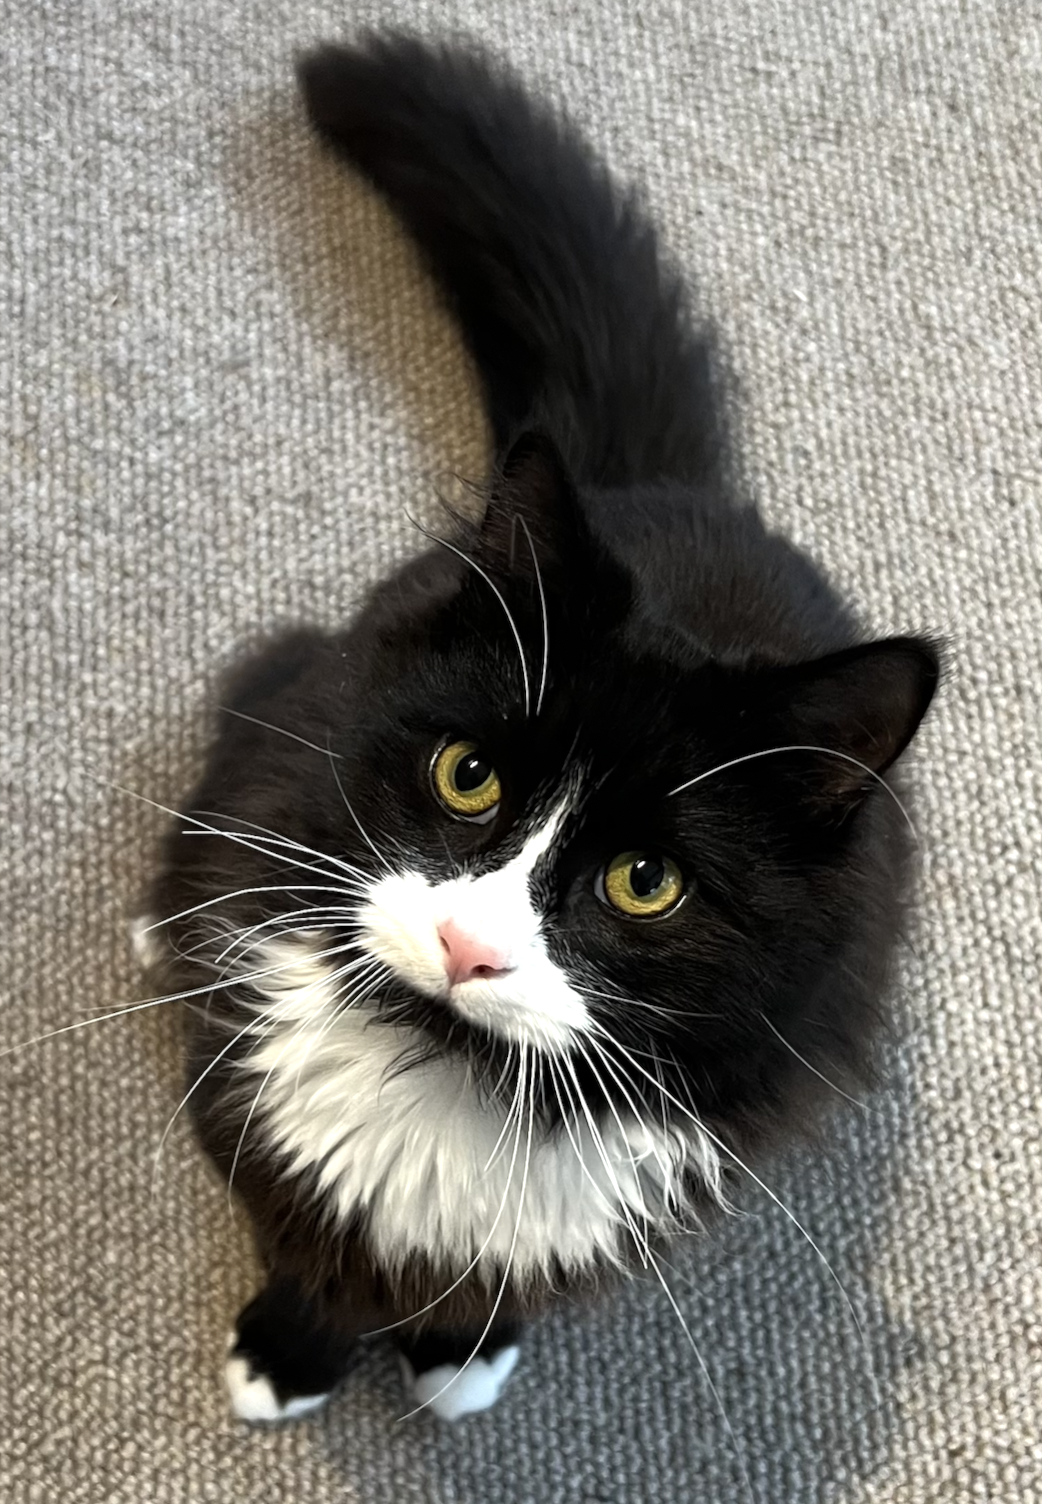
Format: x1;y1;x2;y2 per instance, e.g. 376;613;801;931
437;918;514;987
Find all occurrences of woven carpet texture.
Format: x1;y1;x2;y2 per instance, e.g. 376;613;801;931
2;2;1039;1501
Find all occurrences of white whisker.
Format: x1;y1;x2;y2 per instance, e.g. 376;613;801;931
365;1052;530;1338
225;955;381;1207
667;745;916;837
217;706;345;761
483;1044;522;1172
760;1014;869;1110
646;1248;758;1504
407;512;532;716
209;907;358;966
582;1034;680;1203
399;1045;535;1420
110;784;367;886
144;886;361;940
7;936;368;1059
325;737;396;876
518;515;549;715
593;1026;871;1358
560;1050;650;1265
289;960;386;1095
191;809;370;883
150;1007;283;1200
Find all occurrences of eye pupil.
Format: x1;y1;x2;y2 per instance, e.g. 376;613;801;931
630;856;665;898
454;753;491;793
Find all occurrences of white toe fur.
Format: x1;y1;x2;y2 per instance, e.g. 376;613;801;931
405;1345;520;1420
225;1352;329;1423
129;913;165;971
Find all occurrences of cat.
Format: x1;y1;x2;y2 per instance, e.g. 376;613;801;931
139;31;941;1424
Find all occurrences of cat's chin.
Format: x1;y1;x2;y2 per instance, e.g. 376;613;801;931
368;977;524;1092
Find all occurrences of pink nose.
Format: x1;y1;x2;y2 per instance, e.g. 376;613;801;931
437;919;513;988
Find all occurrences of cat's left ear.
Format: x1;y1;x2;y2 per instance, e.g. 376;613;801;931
473;431;591;580
765;636;942;798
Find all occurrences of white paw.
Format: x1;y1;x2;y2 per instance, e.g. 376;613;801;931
129;914;165;971
402;1345;520;1421
225;1348;330;1423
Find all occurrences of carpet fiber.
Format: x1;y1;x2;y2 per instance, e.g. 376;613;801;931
2;3;1039;1500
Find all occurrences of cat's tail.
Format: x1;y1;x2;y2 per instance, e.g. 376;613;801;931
297;33;725;489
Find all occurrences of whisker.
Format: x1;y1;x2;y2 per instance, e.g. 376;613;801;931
398;1045;536;1420
760;1014;869;1111
289;960;387;1095
560;1050;650;1265
646;1248;758;1504
217;706;345;761
406;511;531;717
110;784;365;886
150;1007;283;1200
483;1043;521;1171
226;1038;302;1209
593;1025;871;1357
2;934;372;1059
517;515;549;715
365;1052;530;1339
190;809;370;883
152;928;375;1196
325;735;396;876
581;1034;681;1205
224;953;381;1207
144;886;361;940
209;907;359;966
668;745;916;837
544;1057;621;1227
578;978;716;1023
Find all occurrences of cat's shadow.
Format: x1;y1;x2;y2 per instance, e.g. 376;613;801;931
145;92;933;1504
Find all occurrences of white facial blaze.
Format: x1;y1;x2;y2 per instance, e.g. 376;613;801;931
359;797;591;1053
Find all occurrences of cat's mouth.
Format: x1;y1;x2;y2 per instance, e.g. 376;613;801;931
375;956;588;1058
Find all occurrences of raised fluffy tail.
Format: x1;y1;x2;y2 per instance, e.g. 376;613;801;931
297;33;725;488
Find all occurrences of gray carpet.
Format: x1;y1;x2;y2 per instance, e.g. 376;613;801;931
2;3;1039;1500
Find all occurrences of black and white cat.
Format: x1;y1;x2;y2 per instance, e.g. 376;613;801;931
139;33;940;1423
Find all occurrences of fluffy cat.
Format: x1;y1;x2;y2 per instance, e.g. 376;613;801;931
140;32;940;1423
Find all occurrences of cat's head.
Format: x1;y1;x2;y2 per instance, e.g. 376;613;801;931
220;432;940;1147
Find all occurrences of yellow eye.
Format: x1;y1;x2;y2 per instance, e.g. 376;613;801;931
432;740;502;821
603;851;685;918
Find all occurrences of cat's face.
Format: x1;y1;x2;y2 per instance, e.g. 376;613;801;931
261;435;938;1129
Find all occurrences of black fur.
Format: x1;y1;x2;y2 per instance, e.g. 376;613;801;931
149;33;941;1409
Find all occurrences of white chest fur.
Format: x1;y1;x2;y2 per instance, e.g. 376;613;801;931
242;938;720;1281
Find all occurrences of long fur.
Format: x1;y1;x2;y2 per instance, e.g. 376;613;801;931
145;32;942;1410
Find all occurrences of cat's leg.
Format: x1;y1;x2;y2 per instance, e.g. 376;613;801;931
225;1275;358;1422
395;1322;523;1421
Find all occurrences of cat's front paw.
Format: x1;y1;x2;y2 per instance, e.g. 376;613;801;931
225;1332;331;1423
398;1328;521;1420
225;1279;357;1424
